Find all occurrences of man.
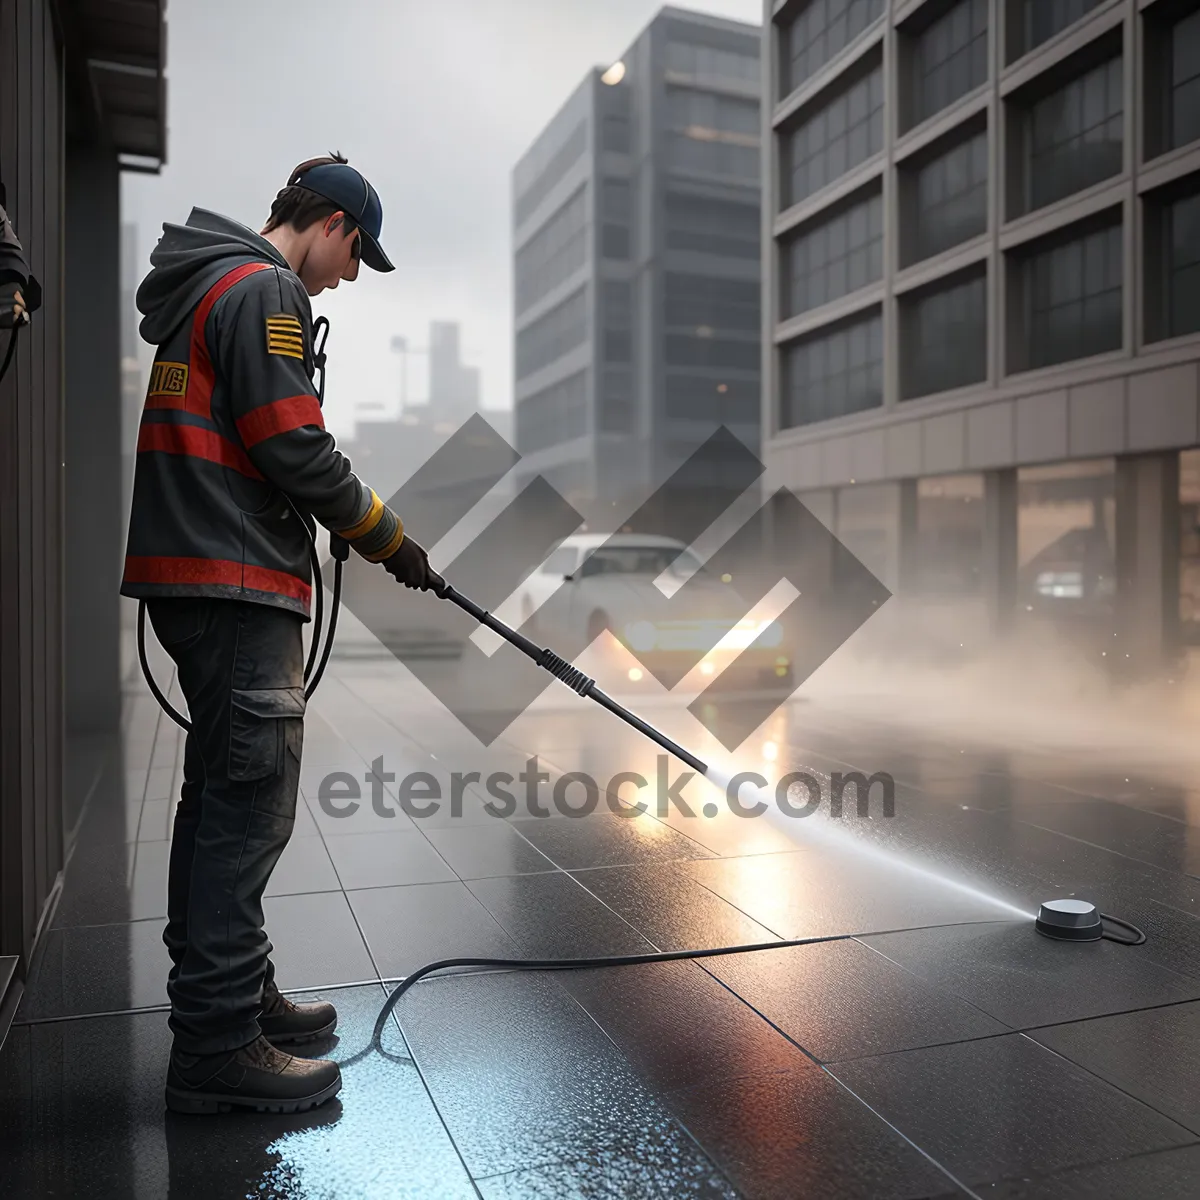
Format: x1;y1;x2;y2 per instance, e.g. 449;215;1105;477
0;184;41;335
121;154;441;1115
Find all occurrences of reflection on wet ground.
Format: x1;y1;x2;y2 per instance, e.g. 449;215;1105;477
7;649;1200;1198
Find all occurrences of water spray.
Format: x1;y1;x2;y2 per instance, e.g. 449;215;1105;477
367;582;1145;1046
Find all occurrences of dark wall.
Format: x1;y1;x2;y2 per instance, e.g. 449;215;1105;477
64;144;121;735
0;0;65;963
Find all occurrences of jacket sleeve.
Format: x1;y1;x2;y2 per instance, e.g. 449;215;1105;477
0;204;32;288
210;265;406;564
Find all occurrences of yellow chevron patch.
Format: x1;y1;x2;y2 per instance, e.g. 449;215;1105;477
266;314;306;360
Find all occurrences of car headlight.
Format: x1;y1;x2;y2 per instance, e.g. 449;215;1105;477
624;621;658;652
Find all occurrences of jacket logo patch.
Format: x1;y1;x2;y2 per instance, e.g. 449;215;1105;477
148;361;189;397
266;314;305;361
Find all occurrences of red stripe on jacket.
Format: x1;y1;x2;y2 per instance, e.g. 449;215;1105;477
123;556;311;604
236;394;325;448
185;262;274;420
137;421;264;480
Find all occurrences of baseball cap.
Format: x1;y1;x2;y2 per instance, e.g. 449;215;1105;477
294;161;394;273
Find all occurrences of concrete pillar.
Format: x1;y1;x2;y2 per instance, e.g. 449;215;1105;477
64;143;121;733
983;468;1018;635
1115;452;1181;676
898;478;919;594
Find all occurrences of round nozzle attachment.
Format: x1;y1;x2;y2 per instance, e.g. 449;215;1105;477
1035;898;1103;942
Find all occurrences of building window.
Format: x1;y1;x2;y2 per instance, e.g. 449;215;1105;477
665;374;760;424
665;272;761;333
1165;190;1200;339
602;116;630;153
783;63;884;208
1019;220;1123;371
1011;0;1103;63
907;0;989;130
665;334;760;371
916;475;984;597
515;286;590;380
601;178;631;260
1025;56;1123;215
601;367;634;433
514;119;587;228
781;0;885;98
516;371;588;453
900;269;987;399
1182;449;1200;645
906;127;988;265
782;188;883;317
665;41;760;86
1017;459;1116;627
780;308;883;428
664;190;761;259
1169;7;1200;151
667;87;762;181
514;186;588;315
603;281;632;363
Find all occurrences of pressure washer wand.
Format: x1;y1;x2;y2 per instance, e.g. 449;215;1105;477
436;582;710;776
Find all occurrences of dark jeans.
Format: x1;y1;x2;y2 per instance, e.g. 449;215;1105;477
147;597;306;1056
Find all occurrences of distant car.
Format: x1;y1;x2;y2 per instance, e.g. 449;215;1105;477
515;533;793;690
1019;526;1115;616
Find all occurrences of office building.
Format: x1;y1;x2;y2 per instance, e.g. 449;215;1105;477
512;6;762;523
762;0;1200;666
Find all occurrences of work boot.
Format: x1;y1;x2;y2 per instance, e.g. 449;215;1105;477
258;981;338;1047
165;1035;341;1115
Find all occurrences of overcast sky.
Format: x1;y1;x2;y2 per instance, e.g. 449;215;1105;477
123;0;763;437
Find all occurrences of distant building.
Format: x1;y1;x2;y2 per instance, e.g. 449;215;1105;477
340;321;512;506
511;5;763;525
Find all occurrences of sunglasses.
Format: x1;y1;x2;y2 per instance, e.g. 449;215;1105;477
350;231;361;261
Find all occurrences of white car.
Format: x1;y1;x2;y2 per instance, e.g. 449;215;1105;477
513;533;792;689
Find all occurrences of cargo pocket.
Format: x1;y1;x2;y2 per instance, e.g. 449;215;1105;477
228;686;307;782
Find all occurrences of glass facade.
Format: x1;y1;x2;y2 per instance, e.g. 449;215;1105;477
783;189;883;317
1026;57;1123;214
664;373;759;424
602;281;632;364
515;286;589;380
1024;221;1123;370
666;40;760;87
1017;459;1116;629
908;128;988;264
908;0;989;129
916;475;984;596
1169;8;1200;151
1182;449;1200;645
665;272;760;333
516;371;588;452
1166;190;1200;339
780;308;883;428
901;270;987;399
601;178;631;260
667;87;761;180
1014;0;1104;62
781;0;885;97
783;65;884;207
664;190;760;259
514;186;587;315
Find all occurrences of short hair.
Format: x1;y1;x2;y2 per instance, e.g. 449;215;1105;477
262;152;359;235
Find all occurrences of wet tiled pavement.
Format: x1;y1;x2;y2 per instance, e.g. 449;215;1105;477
7;646;1200;1198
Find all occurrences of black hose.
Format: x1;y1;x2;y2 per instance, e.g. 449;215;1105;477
0;323;18;383
1100;913;1146;945
371;933;855;1048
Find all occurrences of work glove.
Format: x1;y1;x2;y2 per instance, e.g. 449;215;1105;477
382;535;446;593
0;282;29;329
